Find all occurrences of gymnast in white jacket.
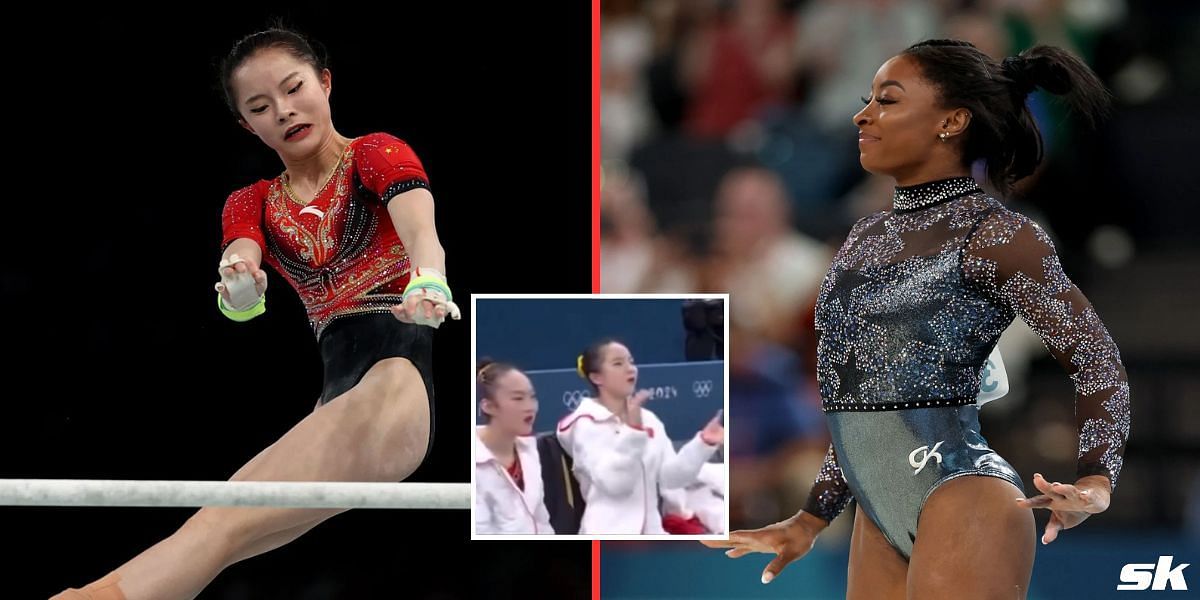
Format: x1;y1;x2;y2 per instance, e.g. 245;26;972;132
475;360;555;534
557;339;724;534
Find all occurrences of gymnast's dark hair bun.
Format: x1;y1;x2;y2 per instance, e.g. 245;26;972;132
903;40;1111;194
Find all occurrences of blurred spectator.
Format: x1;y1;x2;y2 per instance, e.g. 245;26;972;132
600;165;699;292
726;324;827;527
793;0;940;135
680;0;798;137
703;167;829;346
602;0;658;162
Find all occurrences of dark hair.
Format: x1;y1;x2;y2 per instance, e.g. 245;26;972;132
902;40;1111;193
477;359;518;422
219;24;328;121
577;338;623;393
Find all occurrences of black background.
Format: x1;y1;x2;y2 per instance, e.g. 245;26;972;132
3;3;591;598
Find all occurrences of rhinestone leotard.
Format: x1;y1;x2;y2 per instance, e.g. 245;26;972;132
802;177;1130;523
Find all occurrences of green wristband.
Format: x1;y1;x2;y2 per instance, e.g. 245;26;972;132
403;269;452;301
217;293;267;322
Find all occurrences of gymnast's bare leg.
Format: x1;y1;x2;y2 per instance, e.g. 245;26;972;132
907;476;1035;599
59;357;429;600
845;476;1034;600
845;504;908;600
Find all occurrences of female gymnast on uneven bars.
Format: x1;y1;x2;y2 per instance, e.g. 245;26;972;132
56;26;460;600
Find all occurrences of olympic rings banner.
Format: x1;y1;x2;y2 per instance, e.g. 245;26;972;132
520;360;725;437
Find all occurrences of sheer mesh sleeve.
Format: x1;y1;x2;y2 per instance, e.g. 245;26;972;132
963;210;1130;490
801;443;853;523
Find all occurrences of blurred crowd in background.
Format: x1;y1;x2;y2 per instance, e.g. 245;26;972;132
600;0;1200;543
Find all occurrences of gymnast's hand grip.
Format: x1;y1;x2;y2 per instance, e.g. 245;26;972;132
215;254;266;311
395;268;461;328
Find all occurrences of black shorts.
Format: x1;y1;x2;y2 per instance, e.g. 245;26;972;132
317;312;435;464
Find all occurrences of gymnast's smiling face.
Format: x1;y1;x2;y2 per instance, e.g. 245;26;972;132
481;370;539;437
853;54;954;181
230;47;334;160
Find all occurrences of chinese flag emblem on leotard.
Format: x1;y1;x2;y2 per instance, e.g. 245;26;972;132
379;143;410;167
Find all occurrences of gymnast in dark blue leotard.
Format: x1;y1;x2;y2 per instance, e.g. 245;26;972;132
706;40;1128;599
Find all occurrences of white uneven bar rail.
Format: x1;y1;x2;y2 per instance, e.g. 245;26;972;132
0;479;469;509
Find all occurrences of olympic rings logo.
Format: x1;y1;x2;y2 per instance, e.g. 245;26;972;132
562;390;589;410
693;380;714;398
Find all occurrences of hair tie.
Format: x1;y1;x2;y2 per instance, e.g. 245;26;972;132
477;360;496;384
1001;56;1037;96
576;355;586;379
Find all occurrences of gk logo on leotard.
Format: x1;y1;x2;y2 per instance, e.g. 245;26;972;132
908;441;944;475
299;206;325;219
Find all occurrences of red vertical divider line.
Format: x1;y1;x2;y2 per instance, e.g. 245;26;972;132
592;0;602;598
591;0;602;296
592;539;601;600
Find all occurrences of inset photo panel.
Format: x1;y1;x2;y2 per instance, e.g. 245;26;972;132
471;294;729;541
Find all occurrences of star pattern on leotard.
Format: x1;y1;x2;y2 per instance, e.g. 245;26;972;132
802;179;1130;525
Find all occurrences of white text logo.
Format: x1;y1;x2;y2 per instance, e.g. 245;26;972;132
1118;556;1189;591
908;441;944;475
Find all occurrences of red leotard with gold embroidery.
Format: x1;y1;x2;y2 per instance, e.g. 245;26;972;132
221;132;430;337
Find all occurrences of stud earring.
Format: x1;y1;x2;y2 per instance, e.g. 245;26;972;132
939;132;949;142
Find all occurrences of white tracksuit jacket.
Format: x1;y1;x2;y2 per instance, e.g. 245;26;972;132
475;427;555;534
556;397;719;534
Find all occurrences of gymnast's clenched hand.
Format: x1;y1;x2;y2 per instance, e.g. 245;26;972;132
391;268;461;328
1015;472;1111;545
700;512;825;585
391;289;449;323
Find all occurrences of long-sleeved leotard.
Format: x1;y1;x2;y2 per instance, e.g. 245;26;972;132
802;177;1129;523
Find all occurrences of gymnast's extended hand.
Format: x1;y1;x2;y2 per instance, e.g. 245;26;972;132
385;188;459;329
391;267;461;328
215;254;268;309
1015;472;1111;545
700;511;827;584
